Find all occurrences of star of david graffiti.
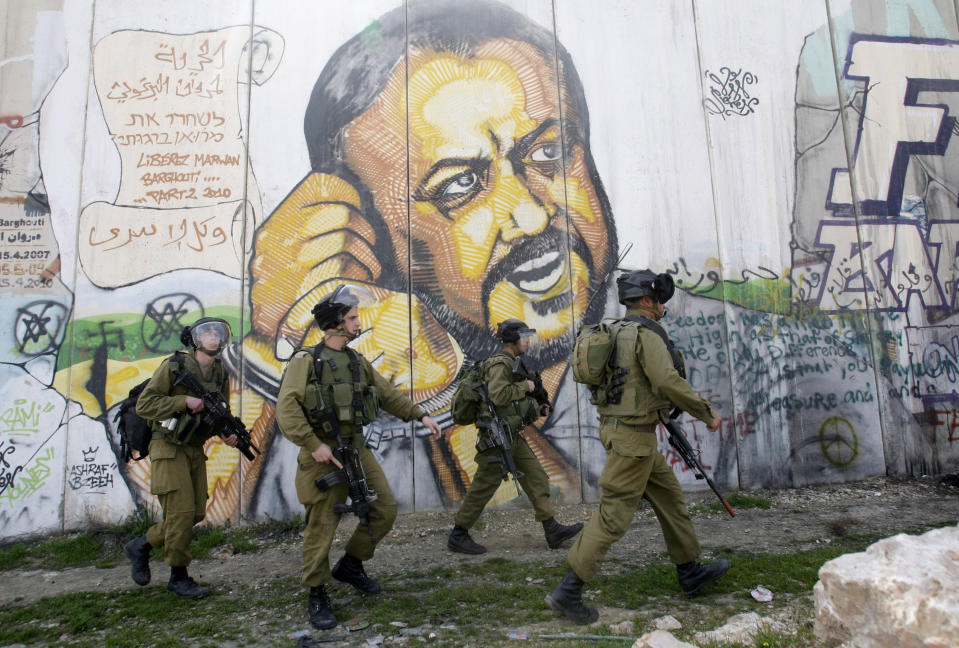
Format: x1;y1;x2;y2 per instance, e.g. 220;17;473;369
15;300;68;356
818;416;859;467
140;293;203;353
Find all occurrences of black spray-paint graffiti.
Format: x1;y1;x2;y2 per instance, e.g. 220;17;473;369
703;67;759;118
85;321;126;419
68;446;117;493
15;300;68;356
0;440;23;497
141;293;203;352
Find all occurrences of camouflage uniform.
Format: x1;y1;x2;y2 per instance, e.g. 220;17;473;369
275;344;425;587
566;305;716;581
453;352;553;529
136;352;227;567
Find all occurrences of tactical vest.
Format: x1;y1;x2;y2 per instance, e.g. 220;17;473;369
480;353;539;433
301;344;381;435
151;352;226;446
595;317;686;420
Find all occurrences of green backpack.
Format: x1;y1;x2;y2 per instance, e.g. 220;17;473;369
450;360;487;425
572;320;618;386
571;320;626;406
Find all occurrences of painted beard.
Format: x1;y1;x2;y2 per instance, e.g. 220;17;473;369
413;224;611;371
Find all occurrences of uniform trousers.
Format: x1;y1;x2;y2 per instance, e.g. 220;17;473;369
295;445;396;587
145;440;208;567
567;425;700;581
454;431;553;529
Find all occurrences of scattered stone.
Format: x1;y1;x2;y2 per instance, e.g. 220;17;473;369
630;630;700;648
649;615;682;631
400;625;428;636
211;544;234;559
750;585;774;602
365;634;385;647
389;621;408;628
814;525;959;648
693;612;788;644
609;620;634;635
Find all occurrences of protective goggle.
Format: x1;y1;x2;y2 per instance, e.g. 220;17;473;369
189;318;232;353
327;284;375;312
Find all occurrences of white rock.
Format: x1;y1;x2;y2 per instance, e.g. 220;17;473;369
693;612;788;644
630;630;700;648
609;620;634;635
650;615;682;631
814;524;959;648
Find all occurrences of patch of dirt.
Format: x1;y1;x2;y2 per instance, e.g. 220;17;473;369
3;475;957;642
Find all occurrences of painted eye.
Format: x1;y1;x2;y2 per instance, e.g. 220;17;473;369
529;142;561;162
441;171;479;196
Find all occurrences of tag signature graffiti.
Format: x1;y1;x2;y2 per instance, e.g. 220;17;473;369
704;67;759;118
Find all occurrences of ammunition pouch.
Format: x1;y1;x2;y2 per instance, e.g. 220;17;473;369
308;406;340;438
314;468;349;492
172;412;214;445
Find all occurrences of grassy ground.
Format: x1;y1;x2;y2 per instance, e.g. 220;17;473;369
0;497;952;648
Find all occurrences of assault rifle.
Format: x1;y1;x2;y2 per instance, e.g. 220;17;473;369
512;356;550;416
475;382;524;486
311;407;379;544
663;417;735;518
173;369;260;462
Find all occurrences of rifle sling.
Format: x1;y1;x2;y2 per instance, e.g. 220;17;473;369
625;315;685;379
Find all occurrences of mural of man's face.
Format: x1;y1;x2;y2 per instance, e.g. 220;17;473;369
344;38;612;364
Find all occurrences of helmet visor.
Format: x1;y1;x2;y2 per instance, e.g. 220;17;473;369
191;319;232;354
520;329;542;358
329;284;375;311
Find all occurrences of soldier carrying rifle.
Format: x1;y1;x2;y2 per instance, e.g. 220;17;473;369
446;319;584;555
275;285;442;631
125;318;240;599
547;270;731;625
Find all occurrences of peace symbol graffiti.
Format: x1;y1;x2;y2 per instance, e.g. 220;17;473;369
818;416;858;466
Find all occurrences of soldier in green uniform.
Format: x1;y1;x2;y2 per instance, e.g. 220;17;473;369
447;319;583;555
275;285;442;630
547;270;730;624
124;318;239;599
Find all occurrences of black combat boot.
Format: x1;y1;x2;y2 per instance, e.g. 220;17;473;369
123;536;152;586
331;553;381;595
676;559;731;597
166;565;209;599
546;568;598;625
446;524;487;554
542;518;584;549
308;585;337;630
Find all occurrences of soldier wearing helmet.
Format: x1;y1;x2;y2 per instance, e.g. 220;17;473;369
547;269;728;624
274;285;442;631
446;318;584;556
125;317;238;600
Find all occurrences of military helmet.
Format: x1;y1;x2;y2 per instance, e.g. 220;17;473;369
311;284;373;330
496;318;536;343
180;317;232;354
617;269;675;305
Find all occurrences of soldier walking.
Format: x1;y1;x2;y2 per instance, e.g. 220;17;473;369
275;285;442;630
547;270;730;624
447;319;583;554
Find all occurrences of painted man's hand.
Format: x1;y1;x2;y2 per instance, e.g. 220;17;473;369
707;415;722;432
421;416;443;440
249;172;381;348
